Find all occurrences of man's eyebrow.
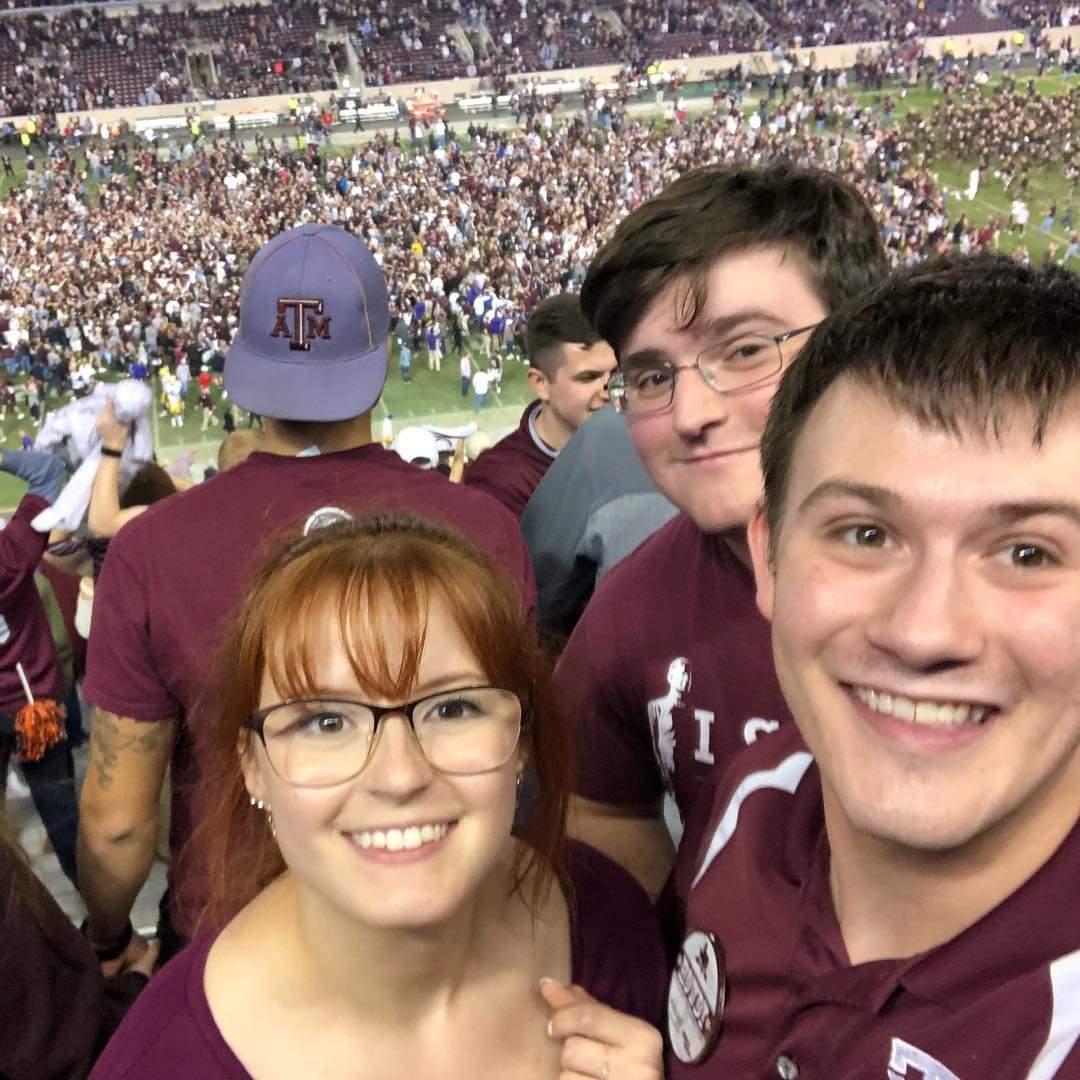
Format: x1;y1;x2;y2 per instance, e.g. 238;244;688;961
796;483;1080;529
621;308;785;367
796;480;899;517
620;346;668;369
986;500;1080;528
698;308;786;339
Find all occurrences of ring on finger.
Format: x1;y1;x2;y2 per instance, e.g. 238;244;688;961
601;1062;610;1080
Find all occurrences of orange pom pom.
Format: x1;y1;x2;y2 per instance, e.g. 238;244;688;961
15;699;66;762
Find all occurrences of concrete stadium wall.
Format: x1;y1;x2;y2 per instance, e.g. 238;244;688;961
10;25;1072;131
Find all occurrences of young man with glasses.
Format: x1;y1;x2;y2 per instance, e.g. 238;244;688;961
555;163;887;898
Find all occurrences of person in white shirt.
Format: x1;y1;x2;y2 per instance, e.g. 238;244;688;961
472;367;490;411
460;349;472;398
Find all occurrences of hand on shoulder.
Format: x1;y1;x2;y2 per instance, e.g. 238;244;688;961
541;978;663;1080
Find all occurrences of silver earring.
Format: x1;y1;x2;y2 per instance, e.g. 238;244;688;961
267;811;277;839
249;796;267;811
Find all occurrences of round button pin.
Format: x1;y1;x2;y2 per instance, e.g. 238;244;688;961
667;930;726;1064
303;506;353;535
776;1053;800;1079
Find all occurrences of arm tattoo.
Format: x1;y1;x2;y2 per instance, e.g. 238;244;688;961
88;710;173;790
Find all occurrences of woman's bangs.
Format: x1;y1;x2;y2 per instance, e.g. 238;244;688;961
258;551;432;705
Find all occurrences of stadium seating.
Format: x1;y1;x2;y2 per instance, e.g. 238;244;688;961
0;0;1054;117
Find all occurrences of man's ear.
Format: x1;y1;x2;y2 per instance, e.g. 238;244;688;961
526;366;550;403
747;504;776;622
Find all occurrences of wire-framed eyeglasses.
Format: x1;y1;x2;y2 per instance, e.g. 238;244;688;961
608;323;820;415
245;686;524;787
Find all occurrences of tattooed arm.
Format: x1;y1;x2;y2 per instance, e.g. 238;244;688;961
77;709;175;966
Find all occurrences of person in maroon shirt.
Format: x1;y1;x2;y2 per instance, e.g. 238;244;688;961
669;258;1080;1077
93;515;664;1080
464;293;616;518
0;821;155;1080
0;449;81;884
78;225;537;973
556;163;887;898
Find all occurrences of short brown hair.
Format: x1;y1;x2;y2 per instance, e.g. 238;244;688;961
179;514;569;933
119;462;176;509
761;255;1080;547
526;293;601;377
581;162;887;358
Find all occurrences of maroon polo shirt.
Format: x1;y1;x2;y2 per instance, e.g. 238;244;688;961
554;513;792;821
83;443;536;939
464;400;556;519
669;725;1080;1078
91;843;668;1078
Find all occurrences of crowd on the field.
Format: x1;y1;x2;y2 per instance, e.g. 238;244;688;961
0;62;1072;419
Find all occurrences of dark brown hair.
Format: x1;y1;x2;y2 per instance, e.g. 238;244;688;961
179;514;569;933
761;255;1080;546
119;462;177;509
526;293;602;377
581;162;887;358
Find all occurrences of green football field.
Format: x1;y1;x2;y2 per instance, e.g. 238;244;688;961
0;69;1074;507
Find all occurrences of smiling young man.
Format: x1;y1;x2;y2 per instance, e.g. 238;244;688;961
556;163;886;897
669;257;1080;1077
464;293;616;518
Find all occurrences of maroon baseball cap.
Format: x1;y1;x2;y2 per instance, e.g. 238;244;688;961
225;224;390;421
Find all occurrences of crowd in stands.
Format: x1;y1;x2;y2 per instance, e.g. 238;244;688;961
0;0;1069;116
0;1;341;117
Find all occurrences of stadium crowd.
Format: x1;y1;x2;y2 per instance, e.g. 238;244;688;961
0;0;1067;116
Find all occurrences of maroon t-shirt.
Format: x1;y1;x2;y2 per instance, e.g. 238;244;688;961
464;400;556;519
0;494;62;716
83;444;536;937
0;844;147;1080
668;725;1080;1078
554;513;791;821
91;843;668;1079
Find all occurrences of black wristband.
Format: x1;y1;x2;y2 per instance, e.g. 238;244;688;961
100;446;123;459
81;918;134;961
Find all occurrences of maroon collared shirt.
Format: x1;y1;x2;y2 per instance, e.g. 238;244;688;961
463;400;556;519
670;725;1080;1079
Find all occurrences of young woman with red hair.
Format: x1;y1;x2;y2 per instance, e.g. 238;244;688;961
93;514;665;1080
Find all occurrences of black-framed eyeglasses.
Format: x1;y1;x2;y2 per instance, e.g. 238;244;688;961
608;323;820;415
245;686;524;788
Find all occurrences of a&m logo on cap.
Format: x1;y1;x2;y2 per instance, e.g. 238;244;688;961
271;297;333;351
668;930;726;1065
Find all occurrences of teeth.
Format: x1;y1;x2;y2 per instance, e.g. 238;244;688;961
893;695;916;723
853;686;989;727
351;822;450;852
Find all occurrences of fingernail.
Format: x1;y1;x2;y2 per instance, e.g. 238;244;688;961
539;976;555;987
546;1019;553;1037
